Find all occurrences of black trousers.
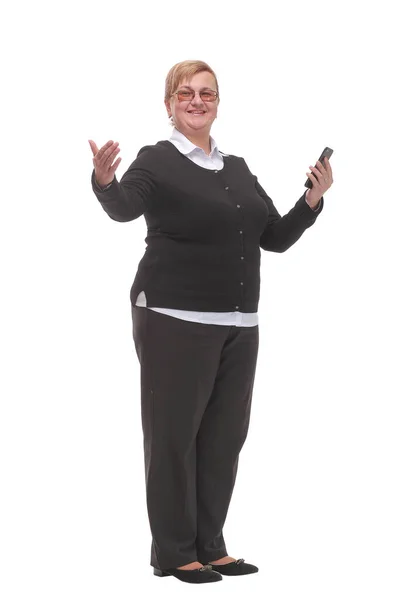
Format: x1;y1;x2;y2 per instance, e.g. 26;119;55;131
131;305;259;571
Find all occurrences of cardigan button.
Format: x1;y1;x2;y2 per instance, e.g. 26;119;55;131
241;256;244;260
237;204;241;208
214;170;219;173
225;186;229;190
235;305;239;310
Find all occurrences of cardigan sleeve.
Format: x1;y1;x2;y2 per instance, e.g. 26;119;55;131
91;146;158;222
255;178;324;253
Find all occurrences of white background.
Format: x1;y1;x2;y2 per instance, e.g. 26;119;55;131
1;0;399;598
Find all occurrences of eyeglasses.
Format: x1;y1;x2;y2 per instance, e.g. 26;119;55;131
173;88;219;102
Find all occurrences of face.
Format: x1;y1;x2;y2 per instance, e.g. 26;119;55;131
165;71;219;136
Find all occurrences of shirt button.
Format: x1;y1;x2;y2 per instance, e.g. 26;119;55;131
240;282;243;285
240;256;244;260
225;186;229;190
237;204;241;208
239;230;243;234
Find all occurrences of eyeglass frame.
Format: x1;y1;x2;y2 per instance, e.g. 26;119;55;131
171;87;219;103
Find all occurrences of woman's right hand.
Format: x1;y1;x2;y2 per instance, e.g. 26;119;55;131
89;139;122;187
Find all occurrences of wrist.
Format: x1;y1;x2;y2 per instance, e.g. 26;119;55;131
305;189;320;210
96;178;113;190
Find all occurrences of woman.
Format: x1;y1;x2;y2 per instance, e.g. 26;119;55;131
89;59;333;585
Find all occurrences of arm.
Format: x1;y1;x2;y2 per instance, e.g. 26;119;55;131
256;179;324;253
91;146;157;222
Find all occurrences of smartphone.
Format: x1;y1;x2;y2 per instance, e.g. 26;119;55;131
304;147;334;189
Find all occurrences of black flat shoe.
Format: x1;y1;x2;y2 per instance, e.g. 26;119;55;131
153;564;223;583
208;558;259;576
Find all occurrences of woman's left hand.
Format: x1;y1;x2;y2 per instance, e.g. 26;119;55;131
305;157;334;208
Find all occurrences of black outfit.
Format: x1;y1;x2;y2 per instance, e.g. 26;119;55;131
92;141;323;313
91;140;324;570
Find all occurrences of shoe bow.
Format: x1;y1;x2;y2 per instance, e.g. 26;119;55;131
199;564;213;572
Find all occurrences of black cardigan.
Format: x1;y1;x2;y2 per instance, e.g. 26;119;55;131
91;140;324;313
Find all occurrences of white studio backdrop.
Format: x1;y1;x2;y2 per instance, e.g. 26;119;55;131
1;1;399;599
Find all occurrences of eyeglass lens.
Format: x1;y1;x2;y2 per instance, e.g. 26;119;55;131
176;89;217;102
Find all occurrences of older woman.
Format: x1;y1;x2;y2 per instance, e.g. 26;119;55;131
89;59;333;585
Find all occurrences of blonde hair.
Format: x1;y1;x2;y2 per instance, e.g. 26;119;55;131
164;59;220;126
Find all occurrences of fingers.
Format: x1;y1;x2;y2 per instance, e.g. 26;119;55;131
105;142;120;168
311;159;333;182
320;158;333;182
88;139;99;156
309;164;324;184
92;141;120;169
317;158;333;178
97;141;118;163
111;157;122;173
315;160;327;176
324;156;333;178
308;157;334;192
90;140;117;160
106;151;121;174
307;169;319;184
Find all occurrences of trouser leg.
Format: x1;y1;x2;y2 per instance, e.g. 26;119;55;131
195;324;259;564
131;305;226;571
